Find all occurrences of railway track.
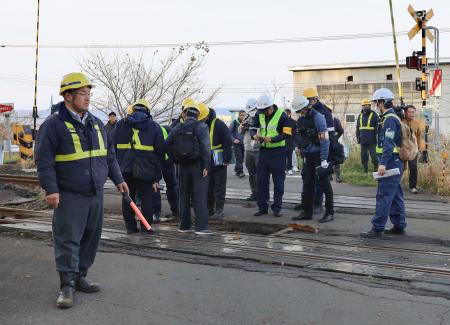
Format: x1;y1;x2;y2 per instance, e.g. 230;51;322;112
0;174;40;186
3;174;450;217
3;216;450;279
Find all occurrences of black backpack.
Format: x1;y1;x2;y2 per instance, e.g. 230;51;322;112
172;121;201;164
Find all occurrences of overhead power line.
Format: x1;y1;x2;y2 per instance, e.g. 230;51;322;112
2;29;450;49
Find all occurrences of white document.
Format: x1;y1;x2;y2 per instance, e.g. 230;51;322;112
372;168;400;179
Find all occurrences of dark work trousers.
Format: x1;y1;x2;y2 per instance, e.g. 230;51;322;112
245;150;259;198
315;165;341;206
122;173;154;231
153;162;179;215
178;160;209;231
208;165;228;213
302;153;334;216
371;157;406;232
286;148;294;170
361;144;378;172
53;191;103;274
256;147;286;213
407;156;418;189
233;143;245;174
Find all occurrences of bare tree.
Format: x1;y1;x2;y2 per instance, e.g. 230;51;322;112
79;42;221;124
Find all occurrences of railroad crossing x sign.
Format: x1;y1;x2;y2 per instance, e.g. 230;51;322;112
407;4;434;42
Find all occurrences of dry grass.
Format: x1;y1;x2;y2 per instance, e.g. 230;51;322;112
413;143;450;197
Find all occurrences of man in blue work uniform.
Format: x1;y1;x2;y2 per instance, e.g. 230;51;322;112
292;95;335;223
361;88;406;238
356;98;379;173
166;101;212;235
152;123;179;222
35;72;128;309
202;103;233;220
252;95;292;217
303;87;335;139
112;99;165;233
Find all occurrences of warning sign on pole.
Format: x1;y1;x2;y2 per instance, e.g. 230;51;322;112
430;69;442;97
0;103;14;114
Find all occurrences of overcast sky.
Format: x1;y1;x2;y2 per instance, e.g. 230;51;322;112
0;0;449;111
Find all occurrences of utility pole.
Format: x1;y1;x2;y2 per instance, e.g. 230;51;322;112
32;0;40;140
388;0;403;106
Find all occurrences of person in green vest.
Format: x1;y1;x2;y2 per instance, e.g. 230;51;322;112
251;95;292;217
201;103;233;220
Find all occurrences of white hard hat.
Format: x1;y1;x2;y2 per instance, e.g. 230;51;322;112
256;95;274;110
245;98;258;112
292;95;309;112
372;88;394;101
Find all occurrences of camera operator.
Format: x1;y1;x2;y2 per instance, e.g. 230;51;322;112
239;98;260;201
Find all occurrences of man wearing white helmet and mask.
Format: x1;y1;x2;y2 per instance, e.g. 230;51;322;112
291;95;335;223
238;98;260;201
361;88;406;238
251;95;292;217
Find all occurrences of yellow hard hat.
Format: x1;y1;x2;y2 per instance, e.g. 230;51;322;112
197;103;210;121
59;72;93;95
133;98;151;111
303;87;318;98
182;98;196;110
361;98;371;106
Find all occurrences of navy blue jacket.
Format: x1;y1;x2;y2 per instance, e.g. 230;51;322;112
334;117;344;140
312;102;334;134
111;115;165;181
285;117;298;149
166;116;211;170
356;109;379;145
35;102;123;195
229;119;244;143
297;109;330;161
377;108;402;166
206;109;233;167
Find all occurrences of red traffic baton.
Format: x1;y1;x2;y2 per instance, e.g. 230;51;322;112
122;192;152;231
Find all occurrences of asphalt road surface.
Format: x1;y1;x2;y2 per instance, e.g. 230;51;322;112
1;236;450;325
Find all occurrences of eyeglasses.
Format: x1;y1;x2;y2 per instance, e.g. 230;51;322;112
74;91;93;97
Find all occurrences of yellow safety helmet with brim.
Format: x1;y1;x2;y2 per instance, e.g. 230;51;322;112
361;98;371;106
182;98;196;111
197;102;210;121
303;87;318;99
132;98;151;111
59;72;94;95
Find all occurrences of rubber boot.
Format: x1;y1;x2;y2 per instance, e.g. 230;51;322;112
56;272;75;309
75;270;101;293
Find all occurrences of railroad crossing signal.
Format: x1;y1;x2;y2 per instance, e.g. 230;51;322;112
407;5;434;42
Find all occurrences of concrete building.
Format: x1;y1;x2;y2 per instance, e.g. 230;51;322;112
288;58;450;140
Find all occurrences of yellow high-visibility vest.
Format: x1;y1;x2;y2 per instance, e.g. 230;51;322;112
55;121;107;162
258;109;285;148
116;128;154;151
359;112;375;130
376;113;400;154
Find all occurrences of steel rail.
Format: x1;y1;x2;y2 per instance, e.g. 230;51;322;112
0;174;40;186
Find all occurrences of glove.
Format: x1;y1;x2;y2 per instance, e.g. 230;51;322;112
321;160;329;169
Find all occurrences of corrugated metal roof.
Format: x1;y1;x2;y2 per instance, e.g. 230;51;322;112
288;57;450;72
